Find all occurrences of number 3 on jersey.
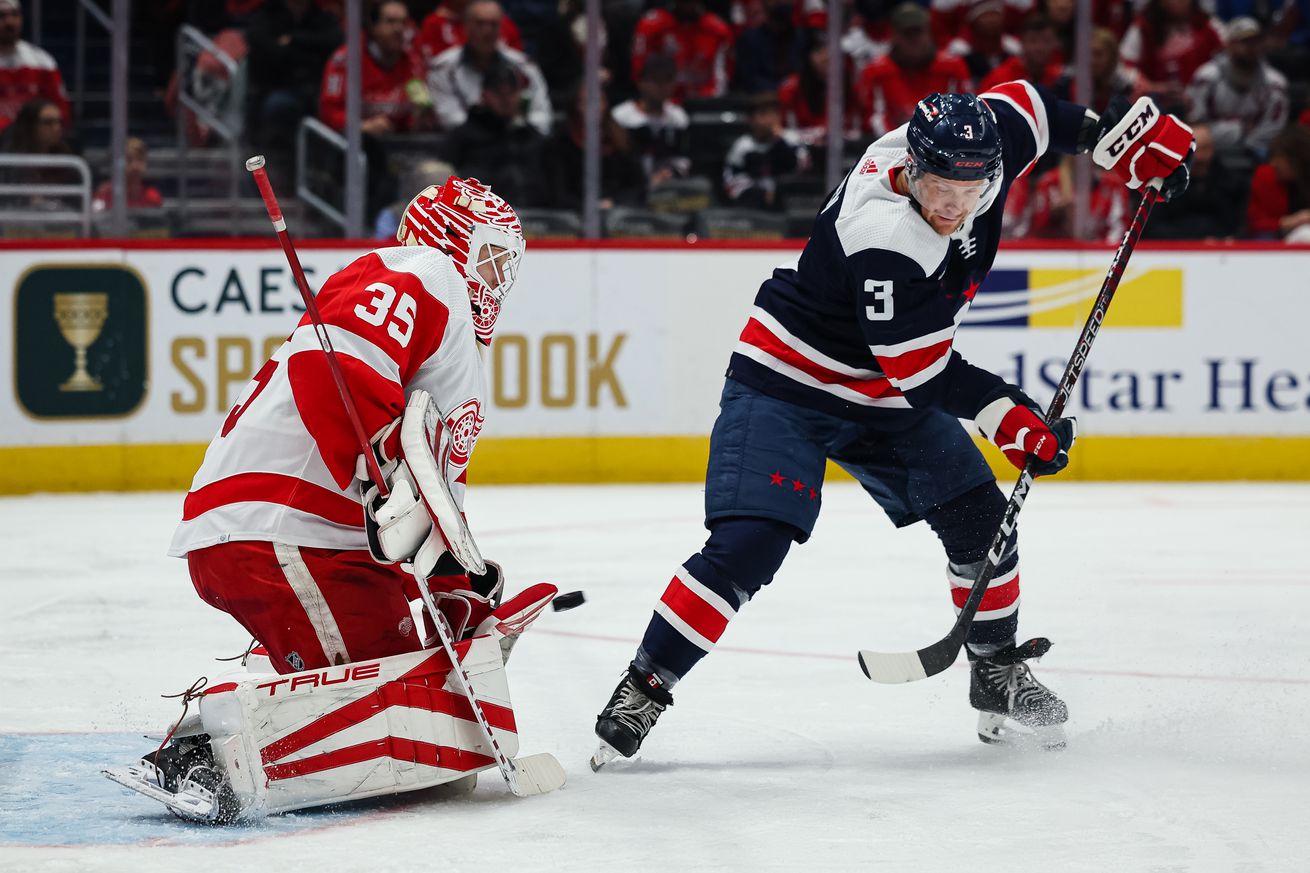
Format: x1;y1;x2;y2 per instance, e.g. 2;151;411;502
864;279;894;321
355;281;416;348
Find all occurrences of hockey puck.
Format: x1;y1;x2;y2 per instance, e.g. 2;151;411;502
552;590;586;612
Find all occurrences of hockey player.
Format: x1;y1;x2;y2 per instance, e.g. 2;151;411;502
593;84;1194;767
107;178;561;821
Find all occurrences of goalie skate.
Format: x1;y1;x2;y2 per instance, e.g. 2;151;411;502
103;734;243;824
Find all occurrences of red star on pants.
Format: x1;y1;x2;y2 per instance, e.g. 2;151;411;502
809;488;818;500
964;279;981;301
792;479;804;492
769;471;785;486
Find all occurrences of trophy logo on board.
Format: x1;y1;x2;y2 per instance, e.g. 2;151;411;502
54;292;109;392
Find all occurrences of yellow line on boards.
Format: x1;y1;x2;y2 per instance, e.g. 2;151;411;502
1;436;1309;495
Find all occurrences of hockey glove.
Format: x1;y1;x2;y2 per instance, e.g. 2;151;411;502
975;384;1076;477
1086;96;1195;202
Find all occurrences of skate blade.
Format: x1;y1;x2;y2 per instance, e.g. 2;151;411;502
976;712;1067;751
103;764;220;821
589;741;623;772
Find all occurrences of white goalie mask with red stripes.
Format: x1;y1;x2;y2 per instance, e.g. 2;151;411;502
396;178;525;344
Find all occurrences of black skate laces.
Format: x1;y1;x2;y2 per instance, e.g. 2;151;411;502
607;680;668;738
980;638;1054;711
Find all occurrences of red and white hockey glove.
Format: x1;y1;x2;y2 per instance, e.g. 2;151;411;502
1089;96;1195;201
975;385;1076;476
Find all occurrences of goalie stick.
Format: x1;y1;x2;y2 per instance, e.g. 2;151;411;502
858;184;1164;685
246;156;560;795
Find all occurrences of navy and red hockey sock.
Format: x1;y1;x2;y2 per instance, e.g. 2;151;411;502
634;517;796;687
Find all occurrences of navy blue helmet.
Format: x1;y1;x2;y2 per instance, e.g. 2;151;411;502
906;92;1002;182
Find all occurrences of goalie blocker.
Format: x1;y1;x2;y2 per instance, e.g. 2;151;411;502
105;584;560;822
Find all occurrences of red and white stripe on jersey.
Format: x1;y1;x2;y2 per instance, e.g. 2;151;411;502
947;564;1020;621
980;80;1050;178
654;567;738;653
0;42;71;131
867;304;967;391
735;306;911;409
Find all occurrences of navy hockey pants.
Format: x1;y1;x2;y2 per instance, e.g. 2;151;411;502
634;379;1022;686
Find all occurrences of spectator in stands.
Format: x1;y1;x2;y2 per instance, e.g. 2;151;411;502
630;0;734;100
0;96;78;211
858;3;971;137
427;0;552;134
543;80;646;211
1009;157;1130;242
1143;124;1248;239
320;0;430;136
980;14;1070;95
779;29;857;144
443;60;550;208
247;0;342;177
1247;125;1310;241
722;93;811;210
91;137;163;212
929;0;1031;46
734;0;803;93
1187;18;1288;158
947;1;1019;85
1041;0;1076;61
0;0;69;133
321;1;431;218
612;54;692;190
374;158;455;238
842;0;892;70
1085;26;1142;113
414;0;523;67
536;0;607;92
1120;0;1225;111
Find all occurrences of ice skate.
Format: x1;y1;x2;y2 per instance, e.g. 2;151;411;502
591;665;673;771
104;733;243;824
970;638;1068;750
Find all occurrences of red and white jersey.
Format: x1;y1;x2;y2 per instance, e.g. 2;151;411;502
0;41;70;131
170;246;487;557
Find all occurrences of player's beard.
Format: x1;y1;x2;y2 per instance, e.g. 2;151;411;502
923;208;966;236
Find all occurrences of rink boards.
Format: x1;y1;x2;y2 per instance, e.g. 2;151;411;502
1;239;1308;493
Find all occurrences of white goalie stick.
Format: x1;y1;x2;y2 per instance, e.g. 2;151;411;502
247;155;563;797
858;182;1165;685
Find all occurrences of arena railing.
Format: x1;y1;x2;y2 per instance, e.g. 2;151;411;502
0;154;93;237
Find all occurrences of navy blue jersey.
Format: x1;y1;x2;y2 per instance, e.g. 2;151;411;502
727;80;1088;424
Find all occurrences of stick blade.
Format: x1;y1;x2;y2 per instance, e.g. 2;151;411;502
858;649;931;684
508;753;566;797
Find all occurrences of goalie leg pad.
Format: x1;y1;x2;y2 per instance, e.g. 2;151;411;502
187;638;519;816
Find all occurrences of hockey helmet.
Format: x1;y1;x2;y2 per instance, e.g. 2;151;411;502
397;178;525;345
905;92;1002;183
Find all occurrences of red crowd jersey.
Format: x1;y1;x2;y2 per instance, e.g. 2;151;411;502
857;51;972;137
0;41;70;131
979;57;1067;93
1119;12;1225;87
170;246;488;556
320;36;421;132
412;5;523;67
630;9;734;100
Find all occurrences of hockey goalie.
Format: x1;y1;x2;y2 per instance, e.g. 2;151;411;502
104;178;564;823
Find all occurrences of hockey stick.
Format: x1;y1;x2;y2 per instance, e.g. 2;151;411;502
245;155;389;498
858;184;1164;684
410;568;566;796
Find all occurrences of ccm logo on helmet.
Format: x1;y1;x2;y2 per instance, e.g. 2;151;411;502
1106;102;1158;158
254;663;383;697
954;160;985;168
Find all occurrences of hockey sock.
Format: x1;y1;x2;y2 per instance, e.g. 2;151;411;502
925;483;1020;657
634;517;796;687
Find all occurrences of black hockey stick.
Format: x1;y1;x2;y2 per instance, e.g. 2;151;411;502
858;184;1163;684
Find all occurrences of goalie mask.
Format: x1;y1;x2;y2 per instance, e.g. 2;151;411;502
397;178;525;344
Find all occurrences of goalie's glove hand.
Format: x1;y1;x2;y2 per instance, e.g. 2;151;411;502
975;384;1077;477
1085;96;1195;202
361;416;431;567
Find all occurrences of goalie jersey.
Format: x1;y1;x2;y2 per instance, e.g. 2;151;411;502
169;246;487;557
727;80;1088;424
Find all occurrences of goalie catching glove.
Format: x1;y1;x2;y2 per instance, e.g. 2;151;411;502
975;384;1076;476
360;389;486;576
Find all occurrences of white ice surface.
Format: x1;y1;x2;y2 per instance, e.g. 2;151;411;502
2;483;1309;872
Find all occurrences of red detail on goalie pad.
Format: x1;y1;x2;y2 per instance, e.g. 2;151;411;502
950;572;1020;611
188;541;421;675
660;575;732;644
264;737;494;781
492;583;558;637
260;648;517;767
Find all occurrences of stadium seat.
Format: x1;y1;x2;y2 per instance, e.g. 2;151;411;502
604;207;689;239
647;176;714;214
695;208;788;240
517;209;582;240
